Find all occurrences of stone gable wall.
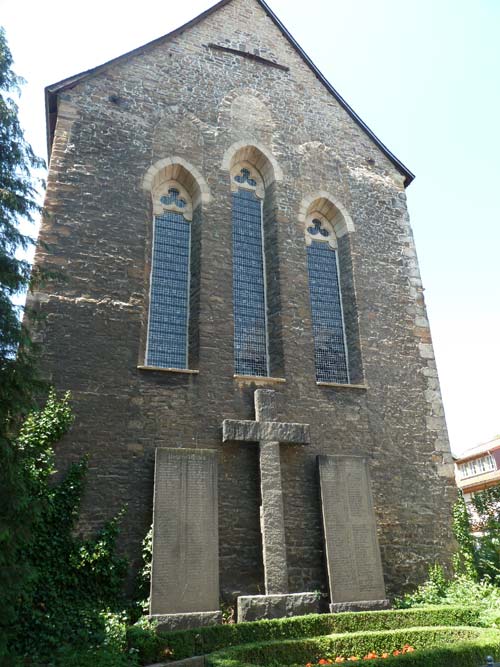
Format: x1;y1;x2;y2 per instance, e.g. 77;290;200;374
29;0;455;599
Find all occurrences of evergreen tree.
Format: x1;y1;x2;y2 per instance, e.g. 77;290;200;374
0;26;46;658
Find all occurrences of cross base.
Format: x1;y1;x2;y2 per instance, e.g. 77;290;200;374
149;611;222;632
237;592;321;622
329;599;391;613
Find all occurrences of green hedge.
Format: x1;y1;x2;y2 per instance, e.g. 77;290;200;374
205;626;500;667
127;605;482;664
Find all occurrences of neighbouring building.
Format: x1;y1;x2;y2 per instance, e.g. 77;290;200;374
28;0;456;622
455;436;500;503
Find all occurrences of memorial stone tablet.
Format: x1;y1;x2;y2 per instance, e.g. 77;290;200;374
318;455;386;605
150;448;219;615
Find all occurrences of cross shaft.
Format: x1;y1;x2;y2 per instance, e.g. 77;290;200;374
222;389;310;595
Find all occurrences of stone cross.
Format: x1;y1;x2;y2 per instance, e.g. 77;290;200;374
222;389;310;595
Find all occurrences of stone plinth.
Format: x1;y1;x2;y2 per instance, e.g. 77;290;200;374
237;592;321;622
329;600;391;613
150;611;222;632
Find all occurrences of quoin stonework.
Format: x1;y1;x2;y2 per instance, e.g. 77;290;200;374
29;0;456;624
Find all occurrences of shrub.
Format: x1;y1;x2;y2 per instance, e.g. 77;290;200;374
52;645;138;667
205;627;500;667
127;606;481;664
396;572;500;626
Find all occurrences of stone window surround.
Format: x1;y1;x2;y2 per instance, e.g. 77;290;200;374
304;212;337;249
140;158;210;373
152;181;193;221
139;151;366;389
305;219;350;384
144;200;191;370
225;142;282;381
230;161;265;199
300;192;364;388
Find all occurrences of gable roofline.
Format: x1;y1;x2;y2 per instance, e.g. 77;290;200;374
45;0;414;186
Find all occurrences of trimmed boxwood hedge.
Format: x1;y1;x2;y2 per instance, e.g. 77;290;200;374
205;626;500;667
127;605;482;665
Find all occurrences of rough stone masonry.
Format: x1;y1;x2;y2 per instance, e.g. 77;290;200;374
28;0;456;605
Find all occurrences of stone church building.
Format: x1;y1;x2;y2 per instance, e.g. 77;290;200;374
31;0;456;621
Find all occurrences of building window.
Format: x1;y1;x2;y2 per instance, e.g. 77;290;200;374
146;185;192;369
459;454;496;479
305;214;349;384
231;165;269;377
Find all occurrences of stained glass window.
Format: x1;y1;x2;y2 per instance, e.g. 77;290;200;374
232;188;269;377
307;239;349;383
146;210;190;369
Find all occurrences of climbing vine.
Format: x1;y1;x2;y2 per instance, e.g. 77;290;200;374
7;391;129;664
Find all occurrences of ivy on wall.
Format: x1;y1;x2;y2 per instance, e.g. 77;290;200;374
7;391;129;664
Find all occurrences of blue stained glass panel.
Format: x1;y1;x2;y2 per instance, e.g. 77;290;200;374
232;189;268;377
147;211;190;369
306;241;349;383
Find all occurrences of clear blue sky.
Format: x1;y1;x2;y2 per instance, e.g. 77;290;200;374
1;0;499;454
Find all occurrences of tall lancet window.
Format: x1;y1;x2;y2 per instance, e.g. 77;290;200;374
306;214;349;384
146;183;193;369
231;164;269;377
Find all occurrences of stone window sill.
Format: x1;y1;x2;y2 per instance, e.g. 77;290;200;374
317;381;367;389
233;375;286;384
137;365;199;375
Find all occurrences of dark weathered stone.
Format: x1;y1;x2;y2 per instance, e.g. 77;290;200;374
27;0;456;605
223;419;310;445
318;455;387;606
329;600;391;613
237;592;321;622
223;389;310;595
150;449;219;616
150;611;222;632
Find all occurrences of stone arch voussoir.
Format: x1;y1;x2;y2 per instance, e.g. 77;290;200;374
221;141;283;188
299;191;355;238
142;157;211;209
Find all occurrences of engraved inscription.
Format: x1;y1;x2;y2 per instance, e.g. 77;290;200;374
318;455;386;604
150;448;219;615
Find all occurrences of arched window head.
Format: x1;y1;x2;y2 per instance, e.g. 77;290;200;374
305;213;337;250
154;183;192;219
303;199;351;384
230;162;265;199
222;141;283;188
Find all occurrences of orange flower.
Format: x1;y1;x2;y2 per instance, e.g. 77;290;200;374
381;653;389;659
306;663;313;667
319;660;332;665
335;658;345;663
393;650;401;656
347;657;360;662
